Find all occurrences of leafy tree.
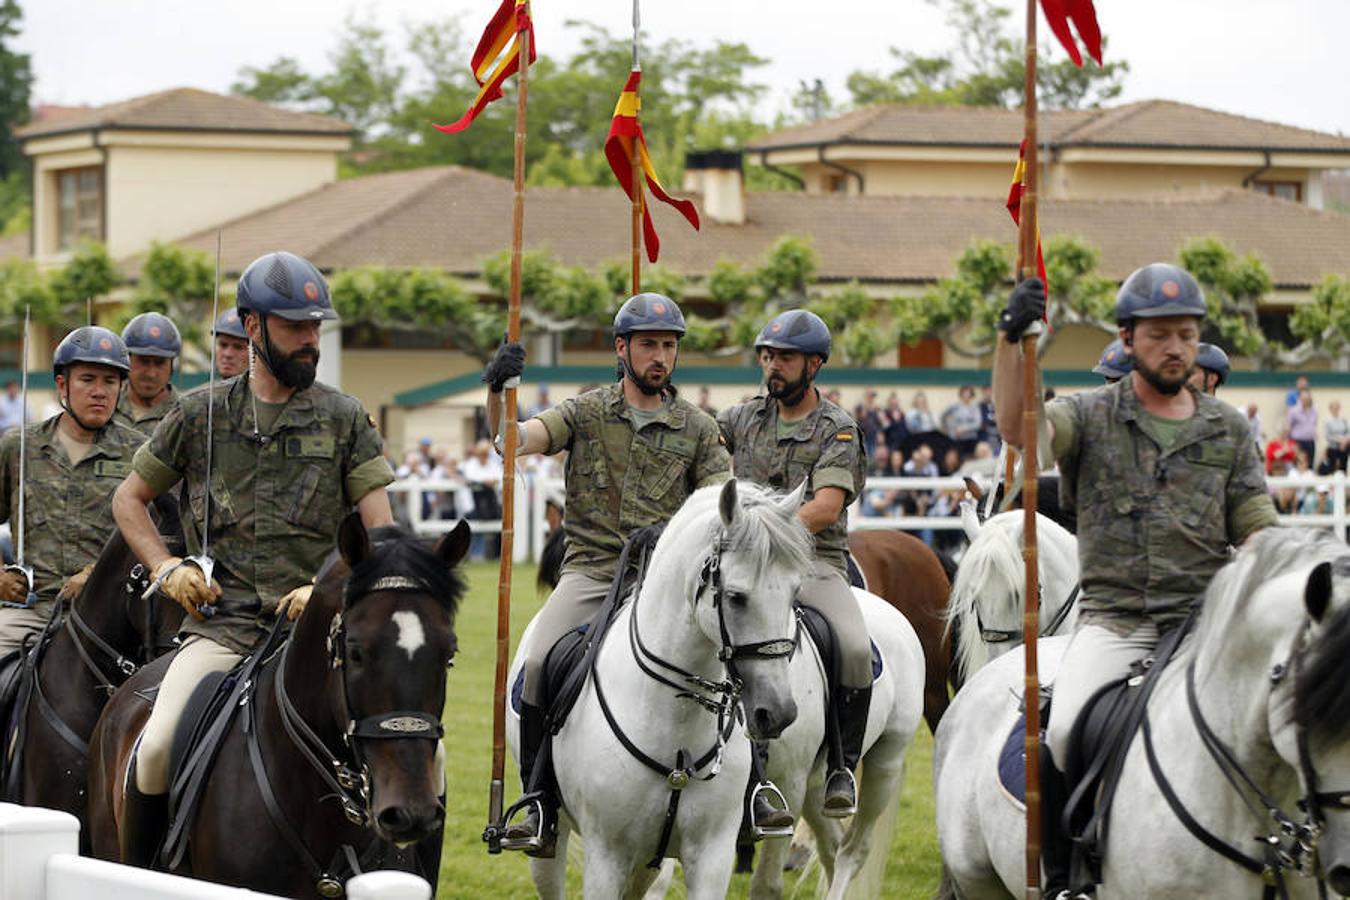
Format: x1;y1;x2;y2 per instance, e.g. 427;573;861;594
0;0;31;179
847;0;1128;110
47;243;121;319
123;243;220;349
329;265;500;361
1290;275;1350;368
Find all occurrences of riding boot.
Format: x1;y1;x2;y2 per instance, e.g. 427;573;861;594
822;685;870;818
122;762;168;869
1041;744;1080;899
743;740;793;839
502;702;557;858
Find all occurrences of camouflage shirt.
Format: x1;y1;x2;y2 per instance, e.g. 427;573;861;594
113;387;179;434
1047;379;1278;629
717;392;865;576
0;415;146;610
133;376;395;654
536;382;730;578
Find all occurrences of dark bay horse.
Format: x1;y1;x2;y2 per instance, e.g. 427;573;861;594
847;529;953;733
88;515;470;898
2;498;184;837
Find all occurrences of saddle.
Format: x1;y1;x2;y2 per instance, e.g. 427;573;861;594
796;605;883;688
0;608;66;799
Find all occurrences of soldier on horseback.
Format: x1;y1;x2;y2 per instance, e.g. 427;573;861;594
114;312;182;433
0;327;145;657
992;263;1279;900
110;250;397;868
717;310;873;821
1191;342;1230;396
482;293;735;856
211;309;250;379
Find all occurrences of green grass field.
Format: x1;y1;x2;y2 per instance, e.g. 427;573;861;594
436;562;942;899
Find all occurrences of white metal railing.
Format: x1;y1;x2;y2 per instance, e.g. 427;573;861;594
383;470;1350;560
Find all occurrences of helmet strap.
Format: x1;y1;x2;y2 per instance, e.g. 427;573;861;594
619;340;674;397
57;377;105;436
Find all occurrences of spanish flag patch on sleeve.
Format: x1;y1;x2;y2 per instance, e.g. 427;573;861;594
836;431;853;442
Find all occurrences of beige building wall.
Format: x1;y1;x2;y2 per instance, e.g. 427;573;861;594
1054;161;1309;200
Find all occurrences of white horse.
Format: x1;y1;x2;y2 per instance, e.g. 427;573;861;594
935;527;1350;899
946;501;1079;685
508;479;815;900
742;587;926;899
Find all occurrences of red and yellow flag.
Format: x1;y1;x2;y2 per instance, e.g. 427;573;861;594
1006;139;1048;289
433;0;536;135
604;70;700;263
1040;0;1102;67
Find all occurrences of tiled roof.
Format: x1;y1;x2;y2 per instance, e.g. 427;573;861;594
749;100;1350;153
16;88;351;140
156;167;1350;289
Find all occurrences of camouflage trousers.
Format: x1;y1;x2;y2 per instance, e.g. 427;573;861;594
1046;618;1160;769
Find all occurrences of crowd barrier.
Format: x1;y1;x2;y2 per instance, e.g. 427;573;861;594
0;803;430;900
387;470;1350;558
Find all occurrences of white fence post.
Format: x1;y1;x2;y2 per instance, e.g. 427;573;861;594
0;803;78;900
347;871;431;900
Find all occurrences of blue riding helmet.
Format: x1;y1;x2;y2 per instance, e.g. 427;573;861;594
1092;338;1135;380
53;326;131;378
1196;342;1231;386
212;308;248;340
613;293;686;337
122;312;182;359
236;251;338;322
1115;263;1207;325
755;309;832;363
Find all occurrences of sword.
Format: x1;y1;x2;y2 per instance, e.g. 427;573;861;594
142;234;221;616
3;307;36;609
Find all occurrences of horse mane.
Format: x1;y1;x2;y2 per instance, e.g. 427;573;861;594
342;524;467;616
946;514;1026;680
665;481;814;582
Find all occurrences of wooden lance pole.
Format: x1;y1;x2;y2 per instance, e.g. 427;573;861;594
1017;0;1045;896
629;0;643;295
486;3;531;852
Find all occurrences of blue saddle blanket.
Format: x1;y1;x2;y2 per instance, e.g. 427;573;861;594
998;711;1031;805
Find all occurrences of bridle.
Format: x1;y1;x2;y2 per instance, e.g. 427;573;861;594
1143;617;1350;899
595;532;800;868
249;573;450;897
976;583;1079;644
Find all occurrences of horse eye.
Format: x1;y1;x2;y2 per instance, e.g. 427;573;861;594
347;643;365;666
727;591;749;608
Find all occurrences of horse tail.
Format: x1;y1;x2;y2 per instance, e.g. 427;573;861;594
537;527;565;592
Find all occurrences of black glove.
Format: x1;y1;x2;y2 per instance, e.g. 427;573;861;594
998;278;1046;343
482;341;525;392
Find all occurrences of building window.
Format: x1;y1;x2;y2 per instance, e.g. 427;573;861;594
57;167;103;250
825;173;848;194
1251;180;1302;203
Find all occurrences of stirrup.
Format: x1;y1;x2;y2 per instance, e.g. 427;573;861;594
498;793;551;854
749;781;794;840
822;767;858;819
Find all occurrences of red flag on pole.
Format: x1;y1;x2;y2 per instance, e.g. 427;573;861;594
1007;139;1048;290
1040;0;1102;66
604;70;700;263
434;0;536;135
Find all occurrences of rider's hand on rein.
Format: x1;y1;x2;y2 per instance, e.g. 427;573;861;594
151;556;221;622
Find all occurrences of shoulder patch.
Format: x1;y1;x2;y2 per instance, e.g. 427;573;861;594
836;431;854;442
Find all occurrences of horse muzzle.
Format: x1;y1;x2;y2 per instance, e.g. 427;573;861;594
372;798;445;847
745;696;798;741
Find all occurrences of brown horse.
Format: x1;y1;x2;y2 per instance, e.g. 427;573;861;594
847;529;953;733
87;515;470;898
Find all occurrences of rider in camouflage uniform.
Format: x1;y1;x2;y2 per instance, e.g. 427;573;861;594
1092;338;1134;384
114;312;182;434
718;309;872;821
0;328;144;657
1190;342;1230;396
993;264;1278;900
212;308;250;379
482;293;730;856
112;251;396;868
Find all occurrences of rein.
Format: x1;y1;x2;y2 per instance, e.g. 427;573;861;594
247;573;446;897
977;583;1079;644
596;532;799;868
1142;619;1348;899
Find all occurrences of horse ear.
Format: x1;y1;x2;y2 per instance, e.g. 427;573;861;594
435;519;472;567
719;478;739;527
338;512;370;568
1306;560;1333;623
959;499;982;541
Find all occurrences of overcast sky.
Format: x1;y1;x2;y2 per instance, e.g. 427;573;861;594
17;0;1350;139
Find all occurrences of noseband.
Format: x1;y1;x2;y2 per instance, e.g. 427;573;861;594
976;583;1079;644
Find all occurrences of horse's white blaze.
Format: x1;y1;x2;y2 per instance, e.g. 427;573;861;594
391;610;425;660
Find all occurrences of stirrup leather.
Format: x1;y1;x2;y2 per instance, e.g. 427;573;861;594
499;792;550;853
749;781;794;840
822;767;858;818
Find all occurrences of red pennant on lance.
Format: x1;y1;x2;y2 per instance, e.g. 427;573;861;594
604;70;700;263
1006;139;1049;293
433;0;537;135
1040;0;1102;67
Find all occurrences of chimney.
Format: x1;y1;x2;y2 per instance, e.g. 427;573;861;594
682;149;745;226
